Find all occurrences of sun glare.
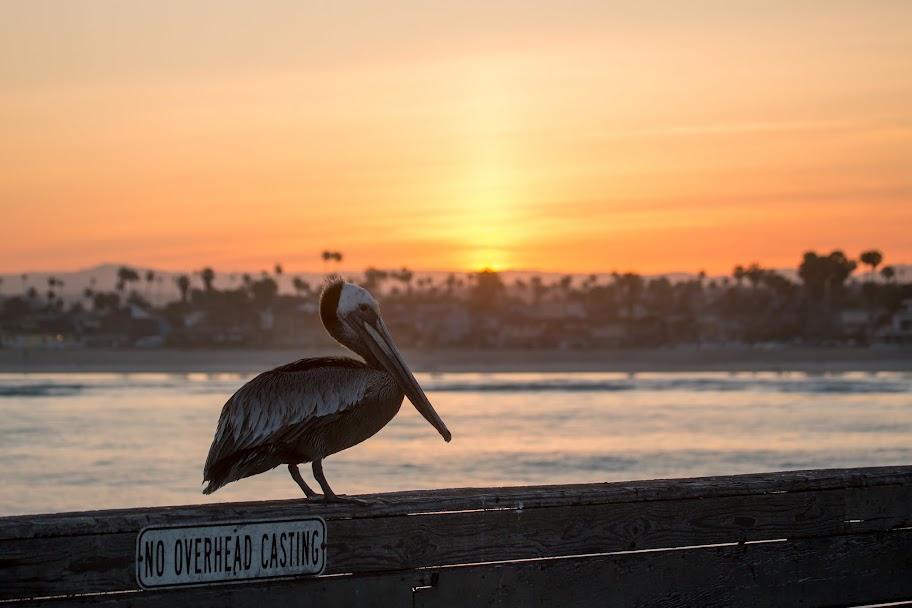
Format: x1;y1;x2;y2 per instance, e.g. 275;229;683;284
455;202;520;272
468;247;509;272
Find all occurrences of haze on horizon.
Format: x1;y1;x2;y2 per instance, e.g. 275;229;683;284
2;1;911;277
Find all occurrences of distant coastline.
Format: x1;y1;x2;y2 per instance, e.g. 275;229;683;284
1;346;910;375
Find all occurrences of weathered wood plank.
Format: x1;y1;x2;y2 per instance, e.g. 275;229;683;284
18;531;912;608
413;530;912;608
3;481;910;601
4;465;911;540
20;572;418;608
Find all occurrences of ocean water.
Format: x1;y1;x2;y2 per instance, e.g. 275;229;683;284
1;370;910;516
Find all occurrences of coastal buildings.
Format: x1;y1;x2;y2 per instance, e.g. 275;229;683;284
1;270;910;351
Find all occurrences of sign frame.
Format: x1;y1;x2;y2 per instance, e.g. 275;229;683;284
135;516;327;590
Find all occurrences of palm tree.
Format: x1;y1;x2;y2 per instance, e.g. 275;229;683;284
616;273;644;319
880;265;896;283
46;277;64;310
733;265;746;288
251;277;278;309
859;250;883;282
292;276;310;298
799;251;857;299
513;277;527;301
558;275;573;298
176;275;191;303
745;263;764;290
46;277;57;304
321;251;332;274
470;269;505;311
363;267;388;293
116;266;140;293
530;275;547;304
145;270;155;297
799;250;857;336
396;267;414;293
200;267;216;291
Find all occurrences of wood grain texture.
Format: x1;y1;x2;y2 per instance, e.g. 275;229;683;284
413;530;912;608
4;465;911;540
2;466;911;603
18;531;912;608
22;572;419;608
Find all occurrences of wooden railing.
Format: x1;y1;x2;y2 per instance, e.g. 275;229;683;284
2;465;911;607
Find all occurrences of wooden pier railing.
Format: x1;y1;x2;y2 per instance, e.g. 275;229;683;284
2;465;911;607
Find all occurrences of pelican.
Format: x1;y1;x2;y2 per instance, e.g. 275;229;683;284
202;275;451;502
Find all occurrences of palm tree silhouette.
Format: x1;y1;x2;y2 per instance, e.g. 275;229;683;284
733;265;746;288
530;275;547;304
117;266;140;294
321;251;332;274
176;275;191;303
859;250;883;282
145;270;155;298
292;276;310;297
799;250;857;336
745;263;764;290
396;267;414;293
200;267;216;291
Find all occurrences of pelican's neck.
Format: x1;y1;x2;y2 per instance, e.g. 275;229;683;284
339;332;383;371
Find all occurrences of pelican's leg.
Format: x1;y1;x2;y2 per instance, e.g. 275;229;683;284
312;460;368;505
288;464;319;499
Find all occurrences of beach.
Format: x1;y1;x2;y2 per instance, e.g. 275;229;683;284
1;345;910;374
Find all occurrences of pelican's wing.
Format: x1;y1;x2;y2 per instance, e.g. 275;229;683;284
203;357;371;485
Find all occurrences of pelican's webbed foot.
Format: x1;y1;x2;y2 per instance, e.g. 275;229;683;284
309;459;371;505
320;493;371;505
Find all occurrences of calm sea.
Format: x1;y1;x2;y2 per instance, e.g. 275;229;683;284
1;370;910;516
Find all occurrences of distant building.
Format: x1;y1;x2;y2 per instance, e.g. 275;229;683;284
876;299;912;345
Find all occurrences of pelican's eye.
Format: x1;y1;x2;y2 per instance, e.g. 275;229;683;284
358;303;370;313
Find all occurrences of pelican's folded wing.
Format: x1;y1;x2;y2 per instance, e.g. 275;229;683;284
203;357;371;476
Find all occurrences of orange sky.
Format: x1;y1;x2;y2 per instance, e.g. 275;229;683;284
1;1;911;276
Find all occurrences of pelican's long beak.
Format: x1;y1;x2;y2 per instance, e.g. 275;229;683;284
345;309;451;442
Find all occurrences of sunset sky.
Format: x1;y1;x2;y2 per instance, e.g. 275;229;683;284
2;1;911;276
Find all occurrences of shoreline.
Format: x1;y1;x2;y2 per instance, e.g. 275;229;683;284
1;346;910;374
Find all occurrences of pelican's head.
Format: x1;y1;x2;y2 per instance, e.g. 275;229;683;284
320;276;451;442
320;277;380;348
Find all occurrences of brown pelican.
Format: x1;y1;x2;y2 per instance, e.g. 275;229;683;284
202;275;451;502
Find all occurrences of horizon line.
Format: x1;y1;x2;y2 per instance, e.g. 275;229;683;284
2;259;910;279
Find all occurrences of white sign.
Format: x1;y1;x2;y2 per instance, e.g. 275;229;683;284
136;517;326;589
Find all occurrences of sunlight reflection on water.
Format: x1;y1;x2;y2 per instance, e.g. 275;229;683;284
0;371;910;516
